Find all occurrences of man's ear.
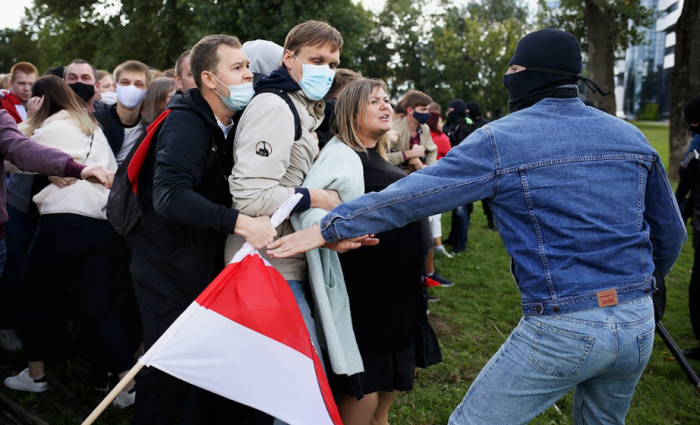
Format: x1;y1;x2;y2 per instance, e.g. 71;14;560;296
95;81;101;91
282;49;295;69
201;71;218;91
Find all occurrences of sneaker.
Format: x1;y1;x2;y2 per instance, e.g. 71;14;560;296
113;388;136;408
425;276;442;288
0;329;23;351
4;369;47;392
429;271;454;287
682;346;700;361
433;245;453;258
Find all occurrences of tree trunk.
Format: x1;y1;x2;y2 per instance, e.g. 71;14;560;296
669;0;700;180
584;0;617;115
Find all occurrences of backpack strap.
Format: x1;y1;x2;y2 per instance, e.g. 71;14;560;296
127;109;172;195
254;88;302;141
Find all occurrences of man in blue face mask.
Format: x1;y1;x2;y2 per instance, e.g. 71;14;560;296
130;34;277;425
226;21;345;424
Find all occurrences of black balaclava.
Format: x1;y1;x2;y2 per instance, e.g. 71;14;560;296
447;99;467;124
684;94;700;135
504;29;610;112
466;100;480;120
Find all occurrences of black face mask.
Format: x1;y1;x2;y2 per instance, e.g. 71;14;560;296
446;110;464;124
69;82;95;102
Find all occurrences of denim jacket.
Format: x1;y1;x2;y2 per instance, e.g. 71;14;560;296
321;97;686;315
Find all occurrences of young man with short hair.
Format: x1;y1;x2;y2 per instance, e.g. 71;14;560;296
0;61;39;352
226;24;343;423
130;34;276;425
173;50;196;94
95;60;151;165
0;62;38;124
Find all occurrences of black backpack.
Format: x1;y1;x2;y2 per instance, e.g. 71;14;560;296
106;109;171;236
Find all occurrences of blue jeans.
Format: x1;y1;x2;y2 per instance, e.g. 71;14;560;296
448;203;471;249
273;279;324;425
449;296;655;425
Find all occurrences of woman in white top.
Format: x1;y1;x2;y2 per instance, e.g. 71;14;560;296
3;76;136;407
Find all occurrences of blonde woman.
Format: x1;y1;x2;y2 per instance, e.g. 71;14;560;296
284;79;441;425
3;76;137;407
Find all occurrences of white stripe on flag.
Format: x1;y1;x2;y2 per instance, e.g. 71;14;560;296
140;303;333;425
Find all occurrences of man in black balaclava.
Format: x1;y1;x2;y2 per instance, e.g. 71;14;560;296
682;94;700;361
503;28;609;113
266;28;686;425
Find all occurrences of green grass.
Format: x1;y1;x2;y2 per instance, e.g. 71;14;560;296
391;122;700;424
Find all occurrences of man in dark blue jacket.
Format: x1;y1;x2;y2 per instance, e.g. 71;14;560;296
130;34;276;425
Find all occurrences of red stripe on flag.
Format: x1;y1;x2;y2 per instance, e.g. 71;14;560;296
195;254;343;424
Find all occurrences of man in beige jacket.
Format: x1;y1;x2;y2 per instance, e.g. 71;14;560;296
226;24;342;422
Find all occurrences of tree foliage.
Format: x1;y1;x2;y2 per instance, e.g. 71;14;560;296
3;0;529;115
537;0;655;113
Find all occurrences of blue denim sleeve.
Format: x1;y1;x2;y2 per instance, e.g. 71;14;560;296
644;155;687;276
320;128;498;242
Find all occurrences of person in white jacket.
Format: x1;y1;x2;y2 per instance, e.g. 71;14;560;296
3;75;137;408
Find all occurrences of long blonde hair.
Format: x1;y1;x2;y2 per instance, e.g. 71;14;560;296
332;78;391;159
22;75;97;137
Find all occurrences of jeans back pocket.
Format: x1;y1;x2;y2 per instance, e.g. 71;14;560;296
635;327;655;374
528;320;595;378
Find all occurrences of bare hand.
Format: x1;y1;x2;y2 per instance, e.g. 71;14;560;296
388;130;400;144
27;96;44;119
48;176;78;188
325;234;379;253
267;225;379;258
80;165;114;188
408;157;424;171
309;189;342;212
234;215;277;250
407;144;425;158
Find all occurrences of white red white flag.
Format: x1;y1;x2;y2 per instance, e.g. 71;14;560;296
139;195;342;425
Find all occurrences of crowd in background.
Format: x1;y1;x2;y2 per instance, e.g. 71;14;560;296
0;22;502;424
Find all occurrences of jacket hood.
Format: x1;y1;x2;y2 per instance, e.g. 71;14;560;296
255;66;301;93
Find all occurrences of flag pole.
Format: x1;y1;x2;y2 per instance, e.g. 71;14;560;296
81;362;143;425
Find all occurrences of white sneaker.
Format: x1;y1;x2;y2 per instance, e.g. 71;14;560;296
433;245;453;258
0;329;23;351
113;388;136;408
4;368;47;392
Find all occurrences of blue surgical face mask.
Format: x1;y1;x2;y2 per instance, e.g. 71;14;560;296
291;54;335;101
211;74;254;111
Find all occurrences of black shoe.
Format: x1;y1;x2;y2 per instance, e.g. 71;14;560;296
682;346;700;361
450;245;467;255
429;271;454;287
443;238;456;247
488;221;497;231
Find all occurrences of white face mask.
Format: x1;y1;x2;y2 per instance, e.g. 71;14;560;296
100;91;118;105
116;84;147;109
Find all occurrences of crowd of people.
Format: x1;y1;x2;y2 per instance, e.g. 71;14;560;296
0;19;695;425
